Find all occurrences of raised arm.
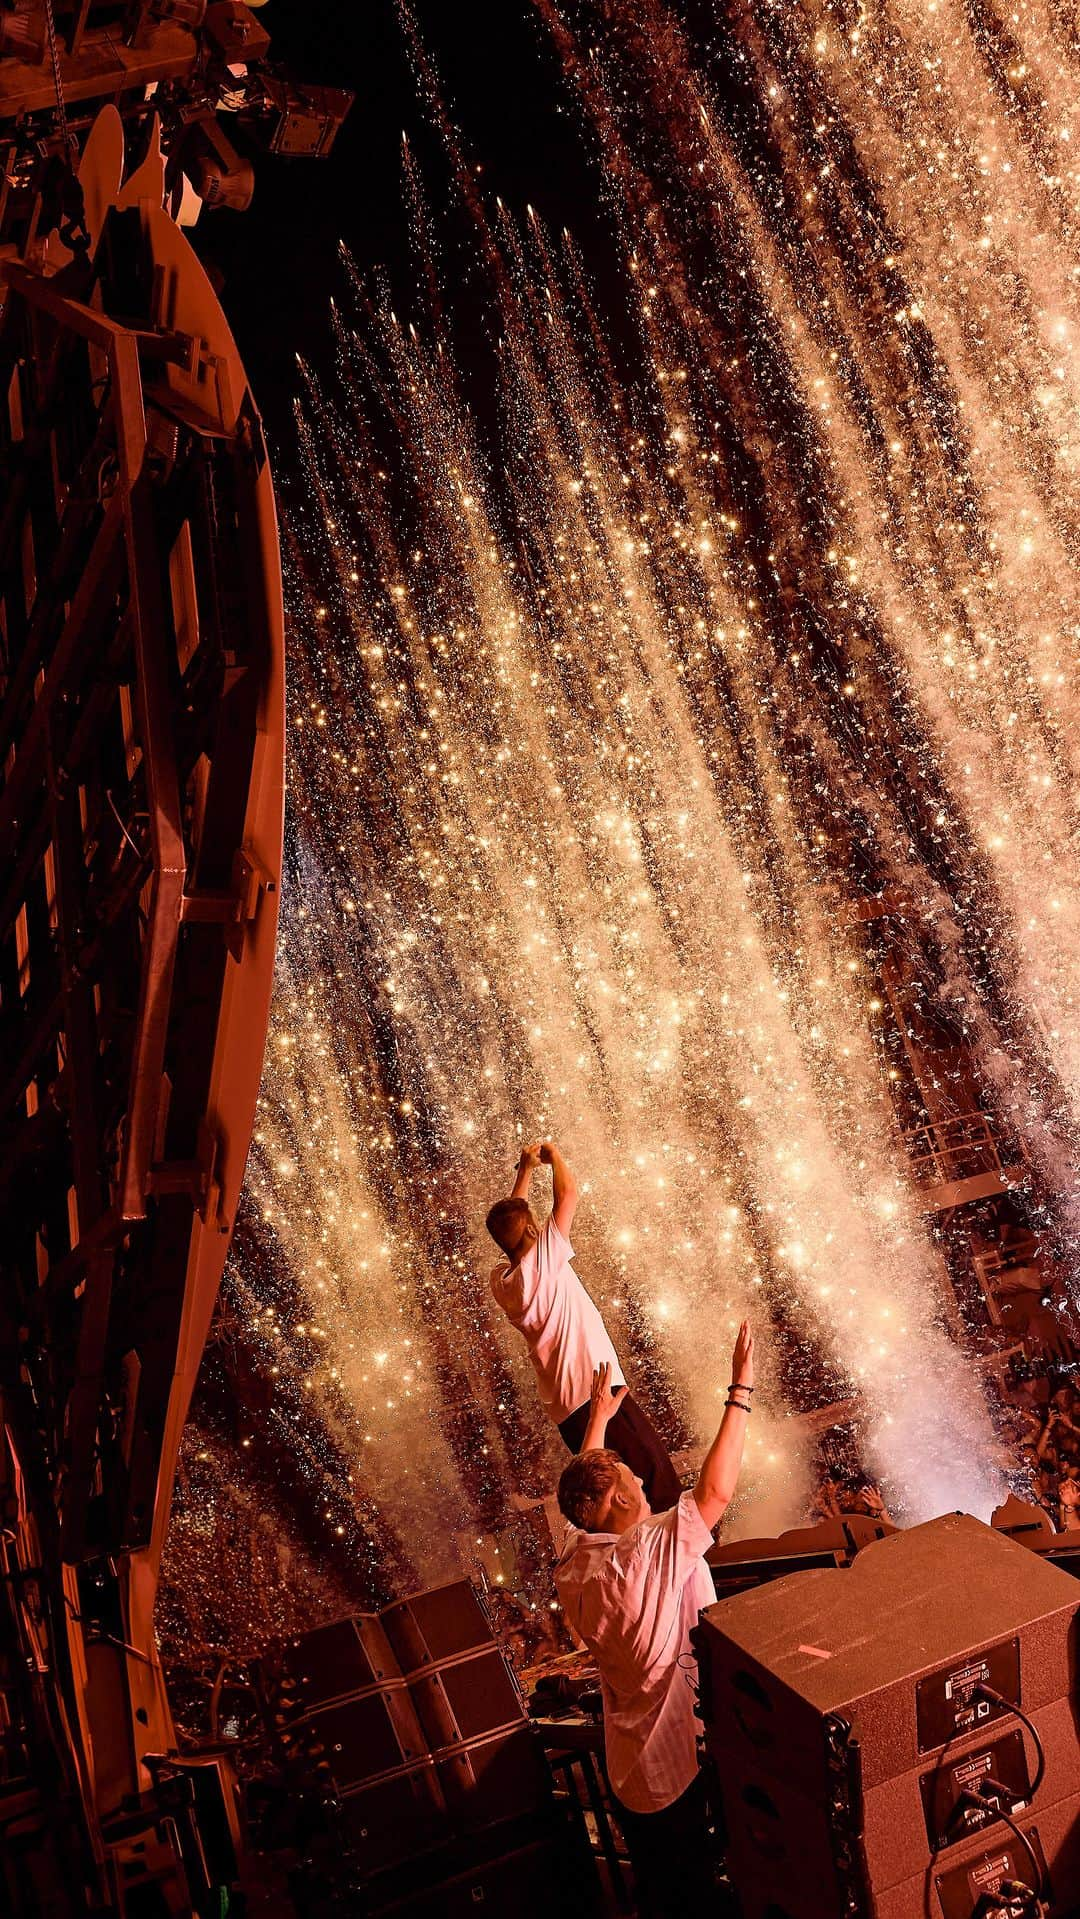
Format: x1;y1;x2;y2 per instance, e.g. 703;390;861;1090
539;1139;579;1236
579;1361;625;1454
694;1321;754;1530
509;1142;542;1202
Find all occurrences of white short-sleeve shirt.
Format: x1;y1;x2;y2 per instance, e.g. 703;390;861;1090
555;1489;714;1813
489;1218;625;1424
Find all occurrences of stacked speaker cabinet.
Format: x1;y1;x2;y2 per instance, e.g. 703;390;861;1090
363;1818;595;1918
383;1580;551;1832
276;1580;550;1882
277;1612;447;1878
693;1514;1080;1919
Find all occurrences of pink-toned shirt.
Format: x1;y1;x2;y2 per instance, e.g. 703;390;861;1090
490;1218;625;1424
554;1489;715;1812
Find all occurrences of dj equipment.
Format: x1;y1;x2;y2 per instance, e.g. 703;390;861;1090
693;1513;1080;1919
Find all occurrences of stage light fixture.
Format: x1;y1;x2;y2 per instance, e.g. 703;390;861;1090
180;111;254;210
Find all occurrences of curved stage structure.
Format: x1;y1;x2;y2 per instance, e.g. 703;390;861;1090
0;108;285;1911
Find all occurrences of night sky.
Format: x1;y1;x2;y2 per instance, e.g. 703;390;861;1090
194;1;613;457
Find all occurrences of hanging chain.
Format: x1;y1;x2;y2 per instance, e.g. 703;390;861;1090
42;0;70;152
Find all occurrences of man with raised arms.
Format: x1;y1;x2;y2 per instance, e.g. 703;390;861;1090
554;1321;755;1916
485;1138;681;1509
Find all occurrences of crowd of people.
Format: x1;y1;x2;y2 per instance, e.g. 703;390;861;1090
998;1365;1080;1533
806;1465;892;1526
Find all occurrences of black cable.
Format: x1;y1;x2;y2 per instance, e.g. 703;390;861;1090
958;1785;1046;1911
975;1687;1046;1801
924;1720;973;1919
981;1802;1045;1908
971;1888;1044;1919
923;1685;1045;1919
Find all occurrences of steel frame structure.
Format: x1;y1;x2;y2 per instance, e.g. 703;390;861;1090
0;168;284;1910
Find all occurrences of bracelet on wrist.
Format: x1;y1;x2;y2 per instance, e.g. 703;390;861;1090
729;1383;754;1392
725;1397;751;1413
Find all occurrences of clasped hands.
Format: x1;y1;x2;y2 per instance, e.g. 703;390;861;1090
517;1139;555;1172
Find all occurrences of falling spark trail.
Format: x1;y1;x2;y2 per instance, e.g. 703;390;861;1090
165;0;1080;1623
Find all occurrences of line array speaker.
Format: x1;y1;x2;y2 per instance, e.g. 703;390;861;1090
362;1806;599;1918
408;1645;524;1749
280;1613;401;1715
694;1513;1080;1919
435;1722;552;1831
382;1580;494;1671
282;1680;428;1794
335;1759;449;1879
274;1578;550;1882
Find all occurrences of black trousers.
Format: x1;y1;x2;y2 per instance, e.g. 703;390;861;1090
614;1772;715;1917
558;1390;682;1511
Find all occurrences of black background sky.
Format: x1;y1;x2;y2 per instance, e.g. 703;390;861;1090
193;1;613;457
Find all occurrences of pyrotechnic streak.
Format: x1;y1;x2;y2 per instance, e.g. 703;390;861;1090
198;0;1080;1595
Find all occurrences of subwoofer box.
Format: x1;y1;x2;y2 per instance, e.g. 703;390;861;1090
695;1514;1080;1802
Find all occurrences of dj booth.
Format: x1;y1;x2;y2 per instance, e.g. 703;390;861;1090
260;1509;1080;1919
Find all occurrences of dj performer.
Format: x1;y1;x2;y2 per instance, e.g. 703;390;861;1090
485;1138;681;1509
555;1320;755;1917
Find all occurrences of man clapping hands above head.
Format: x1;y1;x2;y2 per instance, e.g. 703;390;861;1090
485;1139;681;1510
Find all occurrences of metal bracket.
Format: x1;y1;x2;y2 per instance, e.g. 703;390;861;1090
824;1712;870;1918
178;846;276;958
144;1119;221;1225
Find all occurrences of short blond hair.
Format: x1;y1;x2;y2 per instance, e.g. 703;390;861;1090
558;1449;623;1530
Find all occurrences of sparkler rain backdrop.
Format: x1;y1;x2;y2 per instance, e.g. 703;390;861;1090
157;0;1080;1658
